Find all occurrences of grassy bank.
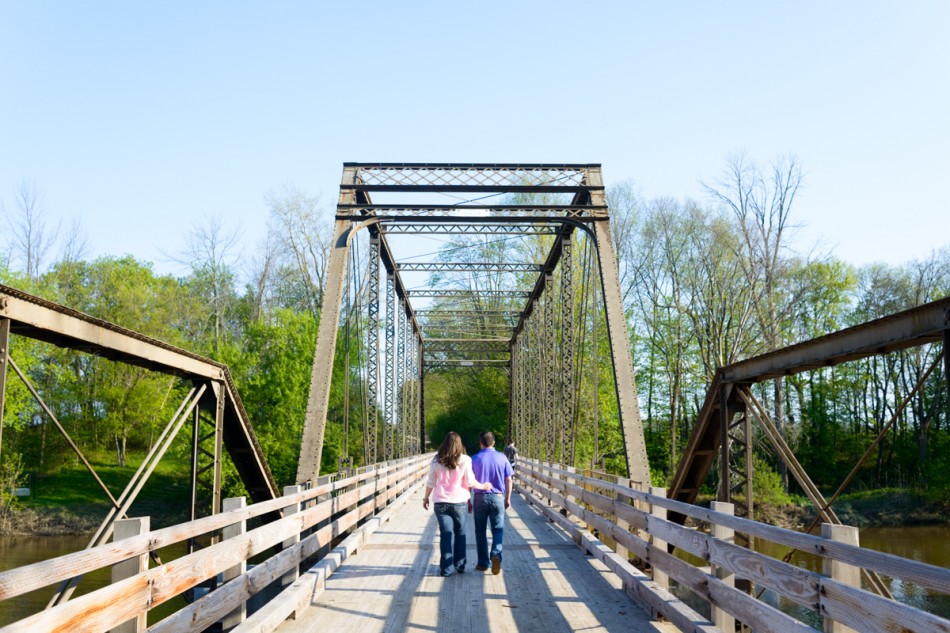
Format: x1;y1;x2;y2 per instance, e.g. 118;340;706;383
1;450;191;535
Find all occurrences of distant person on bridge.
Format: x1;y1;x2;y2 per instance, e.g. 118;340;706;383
503;438;517;468
470;431;513;575
423;431;492;577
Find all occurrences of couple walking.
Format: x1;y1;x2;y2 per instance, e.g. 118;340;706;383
422;431;514;577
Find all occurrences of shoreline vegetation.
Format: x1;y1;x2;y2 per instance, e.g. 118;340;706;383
2;489;946;537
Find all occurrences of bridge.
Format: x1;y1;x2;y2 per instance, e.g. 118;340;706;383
0;163;948;632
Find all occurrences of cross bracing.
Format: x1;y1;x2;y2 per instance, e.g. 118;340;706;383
395;262;544;273
407;289;531;298
296;162;651;492
379;223;560;236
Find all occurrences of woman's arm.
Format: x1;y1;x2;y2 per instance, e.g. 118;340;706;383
423;485;433;510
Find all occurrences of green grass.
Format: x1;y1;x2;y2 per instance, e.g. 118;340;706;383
20;449;191;523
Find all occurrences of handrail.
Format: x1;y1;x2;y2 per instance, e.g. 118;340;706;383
0;454;431;632
516;458;950;633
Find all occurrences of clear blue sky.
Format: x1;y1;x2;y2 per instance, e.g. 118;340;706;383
2;2;948;279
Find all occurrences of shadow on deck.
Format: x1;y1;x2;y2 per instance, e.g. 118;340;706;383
274;486;674;633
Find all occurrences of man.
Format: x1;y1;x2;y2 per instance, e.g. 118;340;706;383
470;431;513;575
503;438;517;468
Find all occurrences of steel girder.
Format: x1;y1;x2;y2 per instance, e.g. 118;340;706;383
396;262;544;273
384;274;396;461
408;289;530;298
381;223;560;236
365;235;380;465
560;236;575;466
592;217;651;489
340;205;607;219
343;163;592;190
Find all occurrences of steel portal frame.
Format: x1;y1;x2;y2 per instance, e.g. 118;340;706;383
295;163;651;488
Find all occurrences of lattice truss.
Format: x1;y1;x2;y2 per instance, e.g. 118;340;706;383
297;163;651;489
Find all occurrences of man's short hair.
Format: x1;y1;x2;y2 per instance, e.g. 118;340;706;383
480;431;495;447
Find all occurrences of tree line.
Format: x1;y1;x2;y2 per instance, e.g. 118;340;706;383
0;155;948;509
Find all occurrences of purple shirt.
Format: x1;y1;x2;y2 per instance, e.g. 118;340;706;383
471;447;513;495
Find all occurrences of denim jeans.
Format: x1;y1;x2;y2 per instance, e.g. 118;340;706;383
472;493;505;568
434;502;467;576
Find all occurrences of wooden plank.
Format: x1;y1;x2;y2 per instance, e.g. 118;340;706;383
820;578;950;633
517;475;819;633
0;454;430;604
521;461;950;596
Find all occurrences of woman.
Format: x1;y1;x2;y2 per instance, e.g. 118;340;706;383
422;431;492;576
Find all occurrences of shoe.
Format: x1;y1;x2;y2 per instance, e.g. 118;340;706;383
491;555;501;575
475;565;488;572
456;566;465;573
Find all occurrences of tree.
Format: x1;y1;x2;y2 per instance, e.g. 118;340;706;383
7;179;58;279
704;153;806;490
264;184;333;316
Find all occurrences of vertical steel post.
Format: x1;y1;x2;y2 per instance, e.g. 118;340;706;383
296;218;353;483
396;300;405;458
0;319;9;460
543;281;557;462
212;381;225;515
418;338;426;453
507;339;517;444
560;235;575;467
384;274;396;461
366;234;380;465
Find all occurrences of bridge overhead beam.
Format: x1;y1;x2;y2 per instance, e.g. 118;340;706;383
396;262;544;273
338;204;607;219
721;297;950;384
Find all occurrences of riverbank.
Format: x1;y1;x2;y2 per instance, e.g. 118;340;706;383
752;488;950;529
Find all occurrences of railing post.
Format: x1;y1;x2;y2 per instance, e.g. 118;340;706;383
221;496;247;629
822;523;860;633
614;476;630;563
281;485;303;591
109;517;150;633
710;501;735;633
649;487;669;590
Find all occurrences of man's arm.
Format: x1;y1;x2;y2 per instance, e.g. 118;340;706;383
504;476;512;509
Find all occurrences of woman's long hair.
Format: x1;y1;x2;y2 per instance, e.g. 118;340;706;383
436;432;465;470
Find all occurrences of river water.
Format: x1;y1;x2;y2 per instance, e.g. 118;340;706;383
1;525;948;627
0;534;190;627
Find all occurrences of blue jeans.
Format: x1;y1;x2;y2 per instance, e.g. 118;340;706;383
434;502;467;575
473;494;505;568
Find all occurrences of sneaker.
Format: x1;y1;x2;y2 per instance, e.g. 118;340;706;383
491;555;501;575
456;566;465;574
475;564;488;571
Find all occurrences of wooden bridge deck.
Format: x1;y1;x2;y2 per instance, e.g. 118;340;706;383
274;485;675;633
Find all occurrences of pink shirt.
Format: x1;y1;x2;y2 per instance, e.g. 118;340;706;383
425;454;477;503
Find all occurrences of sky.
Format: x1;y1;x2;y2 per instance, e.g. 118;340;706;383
1;2;948;280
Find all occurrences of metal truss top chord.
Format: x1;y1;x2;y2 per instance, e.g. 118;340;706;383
344;163;594;190
425;359;511;367
417;310;524;318
379;223;560;236
338;205;607;219
408;289;531;298
395;262;544;273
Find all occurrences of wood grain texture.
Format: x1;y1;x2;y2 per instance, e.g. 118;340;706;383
271;487;676;633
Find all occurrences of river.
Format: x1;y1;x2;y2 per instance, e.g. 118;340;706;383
1;525;948;627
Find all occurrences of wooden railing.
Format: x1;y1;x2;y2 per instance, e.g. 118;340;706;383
515;458;950;633
0;454;431;633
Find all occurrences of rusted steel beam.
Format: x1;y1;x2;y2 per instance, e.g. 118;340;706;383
0;285;223;380
721;296;950;384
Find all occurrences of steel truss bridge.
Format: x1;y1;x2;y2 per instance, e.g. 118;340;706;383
0;163;948;633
